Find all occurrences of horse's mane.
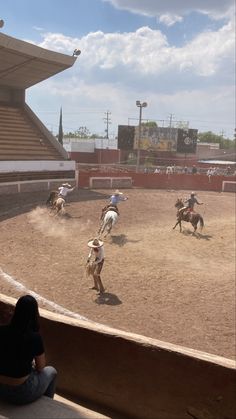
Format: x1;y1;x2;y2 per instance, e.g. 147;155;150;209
175;198;184;208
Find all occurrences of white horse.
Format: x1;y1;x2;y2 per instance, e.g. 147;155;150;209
98;210;118;237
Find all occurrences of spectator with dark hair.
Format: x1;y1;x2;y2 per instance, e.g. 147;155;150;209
0;295;57;405
192;165;197;174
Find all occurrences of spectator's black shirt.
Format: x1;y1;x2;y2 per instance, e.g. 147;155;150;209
0;325;44;378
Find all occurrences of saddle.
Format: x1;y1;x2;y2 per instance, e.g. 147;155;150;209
107;206;119;214
178;208;190;221
101;205;119;220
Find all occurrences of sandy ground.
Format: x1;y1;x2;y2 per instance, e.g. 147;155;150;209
0;188;235;360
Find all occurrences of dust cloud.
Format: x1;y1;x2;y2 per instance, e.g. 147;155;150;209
27;206;92;238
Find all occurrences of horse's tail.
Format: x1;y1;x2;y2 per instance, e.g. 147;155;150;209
199;215;204;230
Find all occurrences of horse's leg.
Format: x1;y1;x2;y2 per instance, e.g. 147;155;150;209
104;219;113;238
180;221;182;232
100;221;107;235
191;222;197;234
173;219;182;232
173;220;179;230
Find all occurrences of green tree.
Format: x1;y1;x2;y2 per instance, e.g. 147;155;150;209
198;131;222;143
63;127;107;139
57;107;63;145
141;121;158;128
198;131;235;149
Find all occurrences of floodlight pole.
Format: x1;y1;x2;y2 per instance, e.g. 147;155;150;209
136;101;147;173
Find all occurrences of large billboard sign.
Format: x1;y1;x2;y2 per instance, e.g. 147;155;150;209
118;125;198;153
134;126;178;152
118;125;135;150
176;129;198;153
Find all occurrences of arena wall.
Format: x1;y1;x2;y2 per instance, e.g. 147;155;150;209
0;161;76;195
78;170;236;192
0;294;235;419
222;181;236;192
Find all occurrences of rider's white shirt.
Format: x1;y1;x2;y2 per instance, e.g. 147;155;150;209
58;186;73;197
88;246;104;263
110;194;127;205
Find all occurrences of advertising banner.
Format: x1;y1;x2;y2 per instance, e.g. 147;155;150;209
134;126;178;152
177;129;198;153
118;125;135;150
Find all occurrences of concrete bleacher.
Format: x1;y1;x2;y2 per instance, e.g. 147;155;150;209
0;394;111;419
0;104;62;161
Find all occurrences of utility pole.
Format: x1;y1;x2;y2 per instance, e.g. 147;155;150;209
136;101;148;172
220;129;225;138
168;113;175;147
103;111;111;139
168;113;175;128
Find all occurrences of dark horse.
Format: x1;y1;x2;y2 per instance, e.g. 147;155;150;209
173;198;204;233
46;191;59;207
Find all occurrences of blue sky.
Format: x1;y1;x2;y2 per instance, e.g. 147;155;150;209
1;0;235;138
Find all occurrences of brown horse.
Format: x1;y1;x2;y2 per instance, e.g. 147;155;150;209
173;198;204;233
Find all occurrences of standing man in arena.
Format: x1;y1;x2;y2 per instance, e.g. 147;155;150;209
87;238;105;295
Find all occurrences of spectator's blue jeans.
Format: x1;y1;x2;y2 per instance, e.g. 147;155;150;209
0;366;57;405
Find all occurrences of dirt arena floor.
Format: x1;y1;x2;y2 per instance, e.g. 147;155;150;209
0;188;235;360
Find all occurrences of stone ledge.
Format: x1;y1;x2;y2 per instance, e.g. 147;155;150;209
0;394;110;419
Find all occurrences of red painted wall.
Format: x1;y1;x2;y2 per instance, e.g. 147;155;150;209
69;149;120;164
69;152;97;164
78;170;235;192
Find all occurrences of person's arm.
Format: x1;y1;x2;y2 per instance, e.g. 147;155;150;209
35;353;46;372
119;195;128;201
196;199;203;205
68;187;75;193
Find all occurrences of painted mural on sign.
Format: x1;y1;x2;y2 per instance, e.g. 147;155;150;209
134;126;178;152
117;125;198;153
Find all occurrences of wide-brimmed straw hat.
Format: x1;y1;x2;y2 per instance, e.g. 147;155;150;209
114;189;123;195
87;238;104;248
62;183;71;187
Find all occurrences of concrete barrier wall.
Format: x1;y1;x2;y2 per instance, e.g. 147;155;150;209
0;170;235;195
0;294;235;419
78;171;236;192
0;179;75;195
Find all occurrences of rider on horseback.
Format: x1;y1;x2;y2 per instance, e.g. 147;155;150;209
178;192;203;217
58;183;75;202
100;190;128;220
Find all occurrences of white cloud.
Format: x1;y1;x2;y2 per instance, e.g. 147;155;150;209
159;14;183;27
32;26;45;31
38;20;234;78
103;0;234;21
27;18;235;138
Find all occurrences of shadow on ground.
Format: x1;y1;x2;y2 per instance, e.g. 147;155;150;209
182;229;213;240
110;234;141;247
94;292;122;306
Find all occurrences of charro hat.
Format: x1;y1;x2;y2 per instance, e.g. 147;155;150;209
62;183;71;187
114;189;123;195
87;238;104;248
191;191;195;195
